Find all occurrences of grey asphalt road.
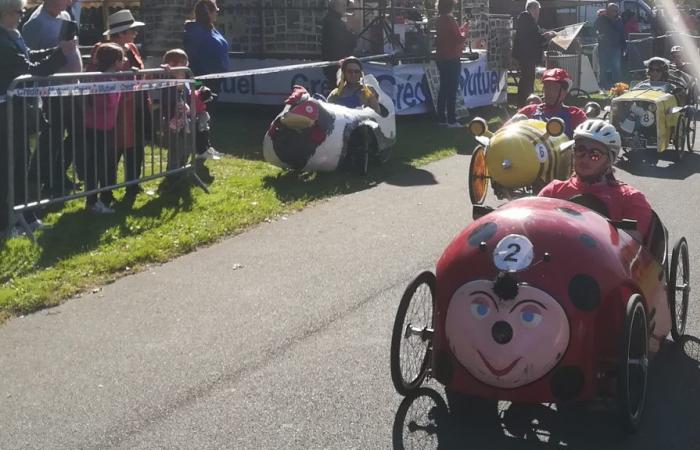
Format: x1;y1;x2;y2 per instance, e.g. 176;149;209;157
1;148;700;450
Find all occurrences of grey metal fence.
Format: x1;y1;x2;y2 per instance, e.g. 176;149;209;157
3;67;205;237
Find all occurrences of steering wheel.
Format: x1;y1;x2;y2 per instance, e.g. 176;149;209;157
567;193;610;218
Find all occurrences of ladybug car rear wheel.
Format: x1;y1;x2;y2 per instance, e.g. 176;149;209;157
390;271;435;395
669;237;691;342
617;294;649;433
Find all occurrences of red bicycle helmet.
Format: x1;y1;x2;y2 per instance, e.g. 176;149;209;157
541;68;572;91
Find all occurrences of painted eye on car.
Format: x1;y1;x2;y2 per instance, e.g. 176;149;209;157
470;301;490;319
519;307;543;328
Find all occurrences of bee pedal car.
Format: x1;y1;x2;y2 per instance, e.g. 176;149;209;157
390;196;691;431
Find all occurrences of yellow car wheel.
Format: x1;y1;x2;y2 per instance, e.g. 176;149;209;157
469;146;489;205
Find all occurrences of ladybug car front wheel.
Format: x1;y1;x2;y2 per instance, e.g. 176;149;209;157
390;271;436;396
617;294;649;433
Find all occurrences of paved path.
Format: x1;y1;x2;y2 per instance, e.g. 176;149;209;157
1;151;700;449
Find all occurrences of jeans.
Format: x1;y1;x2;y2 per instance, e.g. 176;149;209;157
436;59;461;124
598;45;623;89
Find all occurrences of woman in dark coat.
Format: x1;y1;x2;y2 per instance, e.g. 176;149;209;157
0;0;73;234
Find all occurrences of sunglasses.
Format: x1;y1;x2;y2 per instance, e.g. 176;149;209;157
573;145;606;161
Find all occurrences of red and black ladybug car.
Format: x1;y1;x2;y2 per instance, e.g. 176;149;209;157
390;196;691;431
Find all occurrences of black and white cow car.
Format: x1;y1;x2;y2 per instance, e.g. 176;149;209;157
262;75;396;175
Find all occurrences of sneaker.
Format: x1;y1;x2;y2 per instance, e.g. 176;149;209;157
89;200;115;214
196;147;223;160
28;219;46;232
446;122;463;128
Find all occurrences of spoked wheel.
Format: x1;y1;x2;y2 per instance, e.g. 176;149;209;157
617;294;649;433
673;116;687;162
669;237;691;342
390;271;436;396
686;109;696;152
469;146;489;205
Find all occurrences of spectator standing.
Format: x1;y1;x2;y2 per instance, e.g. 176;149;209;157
82;42;124;214
22;0;83;196
595;4;625;89
100;9;150;203
434;0;467;127
0;0;73;234
512;0;555;107
183;0;228;160
321;0;357;90
622;10;640;37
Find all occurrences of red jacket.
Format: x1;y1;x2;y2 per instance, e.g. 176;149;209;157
435;15;467;60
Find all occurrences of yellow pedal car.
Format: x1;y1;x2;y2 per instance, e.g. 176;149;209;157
610;80;696;162
467;117;573;205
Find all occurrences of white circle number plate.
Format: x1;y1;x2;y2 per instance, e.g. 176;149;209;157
535;143;548;163
493;234;535;272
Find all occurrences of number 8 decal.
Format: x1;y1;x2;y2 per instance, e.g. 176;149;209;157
493;234;535;272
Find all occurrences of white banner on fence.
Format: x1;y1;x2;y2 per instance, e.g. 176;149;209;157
218;53;507;115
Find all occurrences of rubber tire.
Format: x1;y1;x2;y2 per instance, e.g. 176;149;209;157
390;271;436;396
617;294;649;433
669;237;690;343
672;116;687;162
686;110;696;152
468;146;489;205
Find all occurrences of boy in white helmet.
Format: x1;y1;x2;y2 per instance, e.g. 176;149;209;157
539;119;652;240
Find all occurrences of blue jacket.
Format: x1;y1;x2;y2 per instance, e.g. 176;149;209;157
183;21;230;76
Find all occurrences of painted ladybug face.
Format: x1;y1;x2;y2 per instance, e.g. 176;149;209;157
445;279;570;388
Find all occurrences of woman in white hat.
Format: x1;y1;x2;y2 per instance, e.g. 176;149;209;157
88;9;149;204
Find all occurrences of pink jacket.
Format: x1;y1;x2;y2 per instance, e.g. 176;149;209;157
84;91;122;130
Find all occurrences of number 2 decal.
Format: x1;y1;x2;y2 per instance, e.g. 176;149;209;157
493;235;534;272
504;243;521;262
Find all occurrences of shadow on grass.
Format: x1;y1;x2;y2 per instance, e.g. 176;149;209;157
35;176;196;269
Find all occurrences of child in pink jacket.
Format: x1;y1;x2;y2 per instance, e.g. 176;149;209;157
82;43;125;214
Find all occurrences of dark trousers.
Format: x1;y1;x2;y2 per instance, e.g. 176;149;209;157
30;97;81;193
436;59;461;124
0;121;29;231
81;128;116;206
517;61;537;107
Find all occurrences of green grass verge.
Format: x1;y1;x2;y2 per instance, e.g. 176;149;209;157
0;105;485;319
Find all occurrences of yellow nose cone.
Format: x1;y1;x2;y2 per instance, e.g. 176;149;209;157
486;122;544;189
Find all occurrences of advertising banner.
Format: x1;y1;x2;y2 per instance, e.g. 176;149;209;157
218;53;507;115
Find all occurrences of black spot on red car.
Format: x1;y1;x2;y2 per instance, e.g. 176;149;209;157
557;207;583;217
468;222;498;247
551;366;584;401
579;234;597;249
568;274;601;311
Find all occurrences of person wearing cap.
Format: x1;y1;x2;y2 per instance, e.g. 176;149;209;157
508;68;587;138
327;56;380;113
90;9;149;203
539;119;652;241
670;45;691;74
512;0;556;107
595;3;626;89
321;0;357;90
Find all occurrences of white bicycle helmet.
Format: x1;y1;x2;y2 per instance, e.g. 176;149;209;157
573;119;622;161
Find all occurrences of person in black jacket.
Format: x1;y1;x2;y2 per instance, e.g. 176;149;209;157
0;0;74;235
321;0;357;90
512;0;554;107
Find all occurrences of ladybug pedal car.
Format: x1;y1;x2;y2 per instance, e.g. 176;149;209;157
390;196;691;431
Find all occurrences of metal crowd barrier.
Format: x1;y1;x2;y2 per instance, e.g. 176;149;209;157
3;67;206;236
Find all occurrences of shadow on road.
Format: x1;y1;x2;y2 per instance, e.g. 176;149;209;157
392;336;700;450
618;152;700;181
